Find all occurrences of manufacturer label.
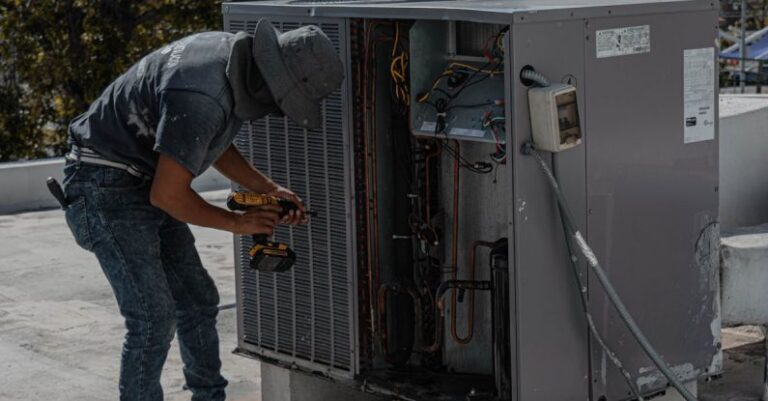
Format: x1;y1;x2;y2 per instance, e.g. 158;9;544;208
683;47;715;144
420;121;437;133
449;127;486;138
596;25;651;58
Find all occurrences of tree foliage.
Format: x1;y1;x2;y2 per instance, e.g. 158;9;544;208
0;0;221;161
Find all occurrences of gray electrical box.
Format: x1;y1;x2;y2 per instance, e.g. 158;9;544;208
224;1;720;400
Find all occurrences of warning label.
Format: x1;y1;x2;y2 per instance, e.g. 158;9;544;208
596;25;651;58
683;47;715;144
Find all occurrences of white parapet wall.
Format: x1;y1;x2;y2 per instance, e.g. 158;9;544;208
0;158;229;214
720;95;768;230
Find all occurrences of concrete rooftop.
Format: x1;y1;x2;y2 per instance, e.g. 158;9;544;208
0;189;765;401
0;190;260;401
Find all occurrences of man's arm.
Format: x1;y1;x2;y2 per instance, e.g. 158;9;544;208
151;154;281;235
213;145;306;224
213;145;277;193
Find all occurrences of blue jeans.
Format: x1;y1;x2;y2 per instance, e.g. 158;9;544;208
63;163;228;401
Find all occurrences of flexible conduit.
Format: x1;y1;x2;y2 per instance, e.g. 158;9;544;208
522;143;697;401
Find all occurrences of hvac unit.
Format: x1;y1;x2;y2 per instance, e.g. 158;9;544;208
225;1;720;400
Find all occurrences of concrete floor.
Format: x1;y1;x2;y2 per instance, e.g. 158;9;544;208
0;189;766;401
0;190;261;401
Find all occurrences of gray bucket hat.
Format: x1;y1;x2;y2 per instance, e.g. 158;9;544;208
252;19;345;130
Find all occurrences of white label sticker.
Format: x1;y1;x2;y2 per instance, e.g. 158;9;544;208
420;121;437;133
683;47;715;144
449;127;486;138
596;25;651;58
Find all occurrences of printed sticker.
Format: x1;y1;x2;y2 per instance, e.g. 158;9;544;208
449;127;486;138
420;121;437;133
683;48;715;144
596;25;651;58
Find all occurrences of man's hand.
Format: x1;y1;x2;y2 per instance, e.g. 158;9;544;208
267;185;307;225
214;146;307;225
231;205;282;235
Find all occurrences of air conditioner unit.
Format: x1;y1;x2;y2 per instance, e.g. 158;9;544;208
224;1;720;400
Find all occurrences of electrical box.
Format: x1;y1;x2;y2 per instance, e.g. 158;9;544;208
223;1;720;400
528;83;581;152
410;21;507;144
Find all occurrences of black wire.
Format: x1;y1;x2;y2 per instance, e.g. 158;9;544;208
446;101;496;111
438;140;493;174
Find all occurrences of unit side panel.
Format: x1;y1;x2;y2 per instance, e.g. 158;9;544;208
510;20;590;401
583;10;719;400
226;14;358;378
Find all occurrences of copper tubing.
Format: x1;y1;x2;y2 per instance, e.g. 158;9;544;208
423;143;441;225
424;280;492;353
448;139;461;342
451;240;494;344
377;283;423;358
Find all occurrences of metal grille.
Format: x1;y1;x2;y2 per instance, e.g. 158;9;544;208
228;17;355;375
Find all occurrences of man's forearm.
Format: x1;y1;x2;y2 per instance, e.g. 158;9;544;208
214;145;276;193
152;186;237;231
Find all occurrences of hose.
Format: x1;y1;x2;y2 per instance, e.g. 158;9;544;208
521;142;697;401
520;68;550;87
551;156;644;400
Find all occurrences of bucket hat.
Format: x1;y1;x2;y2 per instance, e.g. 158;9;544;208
251;19;345;130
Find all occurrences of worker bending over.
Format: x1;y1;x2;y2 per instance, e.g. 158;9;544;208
61;20;344;401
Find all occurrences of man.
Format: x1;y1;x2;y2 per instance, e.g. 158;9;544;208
60;19;344;401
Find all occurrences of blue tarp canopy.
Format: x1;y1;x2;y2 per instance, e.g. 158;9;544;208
722;34;768;60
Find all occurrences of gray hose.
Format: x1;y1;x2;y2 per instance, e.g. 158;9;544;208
551;156;644;400
520;69;550;87
522;143;697;401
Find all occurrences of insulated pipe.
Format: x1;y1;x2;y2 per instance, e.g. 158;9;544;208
522;143;697;401
490;239;512;401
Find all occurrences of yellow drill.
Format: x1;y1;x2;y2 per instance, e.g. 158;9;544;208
226;191;312;272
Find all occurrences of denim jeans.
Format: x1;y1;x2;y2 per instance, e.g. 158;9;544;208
62;163;228;401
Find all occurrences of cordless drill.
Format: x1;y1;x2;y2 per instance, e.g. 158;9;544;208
226;191;308;273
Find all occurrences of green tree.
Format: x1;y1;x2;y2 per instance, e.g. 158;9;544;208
0;0;221;161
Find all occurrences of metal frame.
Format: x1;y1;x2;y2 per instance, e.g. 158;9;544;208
227;14;359;379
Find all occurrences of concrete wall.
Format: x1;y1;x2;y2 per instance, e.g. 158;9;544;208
0;158;229;214
720;95;768;229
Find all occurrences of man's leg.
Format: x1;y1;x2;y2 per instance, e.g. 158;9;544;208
159;217;228;401
65;168;177;401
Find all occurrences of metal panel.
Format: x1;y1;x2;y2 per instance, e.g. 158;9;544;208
584;10;719;400
223;0;716;26
510;19;591;401
227;15;357;377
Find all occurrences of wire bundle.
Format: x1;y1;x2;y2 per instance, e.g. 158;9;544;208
389;22;410;113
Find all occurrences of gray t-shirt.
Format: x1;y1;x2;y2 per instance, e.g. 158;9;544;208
69;32;244;177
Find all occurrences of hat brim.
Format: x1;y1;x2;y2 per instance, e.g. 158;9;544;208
251;19;323;130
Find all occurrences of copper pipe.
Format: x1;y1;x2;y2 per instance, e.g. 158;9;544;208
423;142;441;225
451;240;494;344
425;280;491;353
448;139;462;341
378;283;423;358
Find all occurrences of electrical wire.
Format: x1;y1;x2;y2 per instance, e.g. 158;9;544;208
551;155;644;401
522;143;698;401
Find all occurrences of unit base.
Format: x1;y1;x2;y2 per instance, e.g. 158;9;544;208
261;363;384;401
